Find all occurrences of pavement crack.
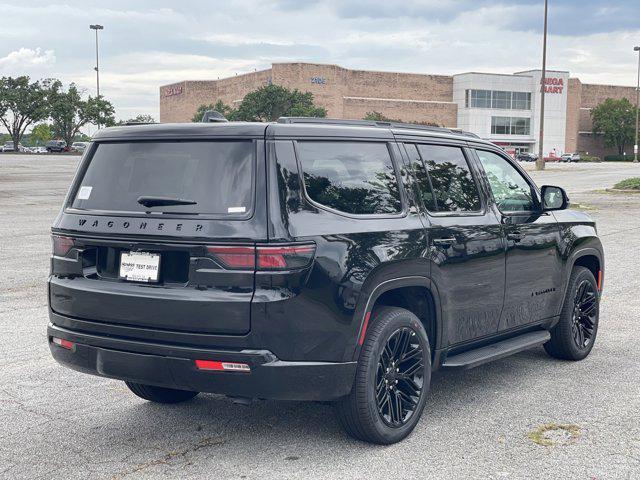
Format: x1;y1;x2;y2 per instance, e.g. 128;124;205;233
112;436;225;479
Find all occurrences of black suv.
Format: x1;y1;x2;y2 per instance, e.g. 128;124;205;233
48;118;604;444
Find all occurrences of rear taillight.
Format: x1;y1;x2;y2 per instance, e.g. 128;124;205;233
206;243;316;271
206;246;255;269
257;244;316;270
51;235;74;257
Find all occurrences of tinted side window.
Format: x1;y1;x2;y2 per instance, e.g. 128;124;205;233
296;141;402;215
416;144;482;213
475;150;536;212
405;144;437;211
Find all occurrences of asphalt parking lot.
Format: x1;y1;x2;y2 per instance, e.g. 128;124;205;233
1;155;639;479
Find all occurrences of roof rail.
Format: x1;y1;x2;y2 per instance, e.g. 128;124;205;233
277;117;479;138
123;121;156;126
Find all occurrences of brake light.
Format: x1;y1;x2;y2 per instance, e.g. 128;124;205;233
257;244;316;270
51;235;74;257
52;337;75;350
206;246;255;269
195;360;250;372
207;244;316;270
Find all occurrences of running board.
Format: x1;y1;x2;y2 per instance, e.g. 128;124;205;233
442;330;551;370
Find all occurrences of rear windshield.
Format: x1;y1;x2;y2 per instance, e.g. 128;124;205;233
71;141;254;216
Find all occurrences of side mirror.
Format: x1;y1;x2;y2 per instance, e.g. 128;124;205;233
541;185;569;211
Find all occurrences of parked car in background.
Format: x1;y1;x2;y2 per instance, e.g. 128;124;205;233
46;140;68;153
561;153;581;163
3;141;15;152
33;146;48;154
71;142;89;153
516;152;537;162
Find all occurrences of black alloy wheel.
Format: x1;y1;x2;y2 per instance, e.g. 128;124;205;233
571;280;597;349
545;266;599;361
376;327;425;427
334;306;431;444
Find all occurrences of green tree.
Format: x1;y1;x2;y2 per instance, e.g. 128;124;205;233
0;76;50;150
591;97;637;155
191;100;235;122
363;111;401;122
363;111;440;127
30;123;53;145
118;114;155;125
233;85;326;122
48;81;115;148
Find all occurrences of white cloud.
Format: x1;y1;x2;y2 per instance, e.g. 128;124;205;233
0;0;637;123
0;47;55;71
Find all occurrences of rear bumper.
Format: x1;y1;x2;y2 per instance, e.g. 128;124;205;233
47;322;356;401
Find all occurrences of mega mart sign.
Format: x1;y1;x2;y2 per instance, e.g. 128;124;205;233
541;77;564;94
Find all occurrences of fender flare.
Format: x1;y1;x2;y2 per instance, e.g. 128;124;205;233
349;275;442;362
562;246;604;302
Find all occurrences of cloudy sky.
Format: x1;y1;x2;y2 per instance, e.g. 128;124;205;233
1;0;639;122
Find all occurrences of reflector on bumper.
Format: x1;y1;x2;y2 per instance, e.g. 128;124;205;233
195;360;250;372
52;337;75;350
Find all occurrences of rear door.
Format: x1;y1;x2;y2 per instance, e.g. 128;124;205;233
472;148;563;330
50;138;267;335
404;141;505;346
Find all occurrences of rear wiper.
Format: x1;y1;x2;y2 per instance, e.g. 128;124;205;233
137;196;197;208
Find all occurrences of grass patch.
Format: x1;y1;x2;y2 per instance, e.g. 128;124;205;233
613;177;640;190
527;423;581;446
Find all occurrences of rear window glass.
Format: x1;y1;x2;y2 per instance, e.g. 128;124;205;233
71;141;254;215
296;141;402;215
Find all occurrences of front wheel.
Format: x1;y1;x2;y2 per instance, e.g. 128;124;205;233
334;307;431;444
125;382;199;404
545;266;599;360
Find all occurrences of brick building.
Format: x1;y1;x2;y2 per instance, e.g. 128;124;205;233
160;62;638;158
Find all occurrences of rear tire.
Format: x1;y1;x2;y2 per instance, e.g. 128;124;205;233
125;382;199;404
334;307;431;444
544;266;599;361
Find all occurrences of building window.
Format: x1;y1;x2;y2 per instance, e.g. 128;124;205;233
466;90;531;110
512;91;531;110
491;91;511;109
468;89;492;108
491;117;531;135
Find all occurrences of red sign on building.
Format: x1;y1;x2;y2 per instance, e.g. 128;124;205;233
163;85;183;97
541;77;564;94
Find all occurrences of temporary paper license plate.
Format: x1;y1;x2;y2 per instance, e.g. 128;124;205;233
119;251;160;283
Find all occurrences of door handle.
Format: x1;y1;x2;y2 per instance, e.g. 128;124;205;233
432;237;456;247
506;231;524;242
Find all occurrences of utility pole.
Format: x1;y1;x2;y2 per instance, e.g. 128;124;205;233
536;0;548;171
89;24;104;128
634;46;639;163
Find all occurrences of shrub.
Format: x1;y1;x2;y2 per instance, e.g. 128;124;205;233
579;155;601;162
604;154;634;162
613;177;640;190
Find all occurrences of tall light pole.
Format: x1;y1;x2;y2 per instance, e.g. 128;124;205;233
634;46;639;163
89;24;103;129
536;0;548;171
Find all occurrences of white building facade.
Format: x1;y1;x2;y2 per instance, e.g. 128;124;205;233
452;70;569;157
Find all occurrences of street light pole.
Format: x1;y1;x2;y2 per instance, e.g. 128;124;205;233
634;46;639;163
89;24;104;128
536;0;548;171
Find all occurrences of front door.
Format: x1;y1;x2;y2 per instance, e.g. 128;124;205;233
473;149;564;331
404;142;506;346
